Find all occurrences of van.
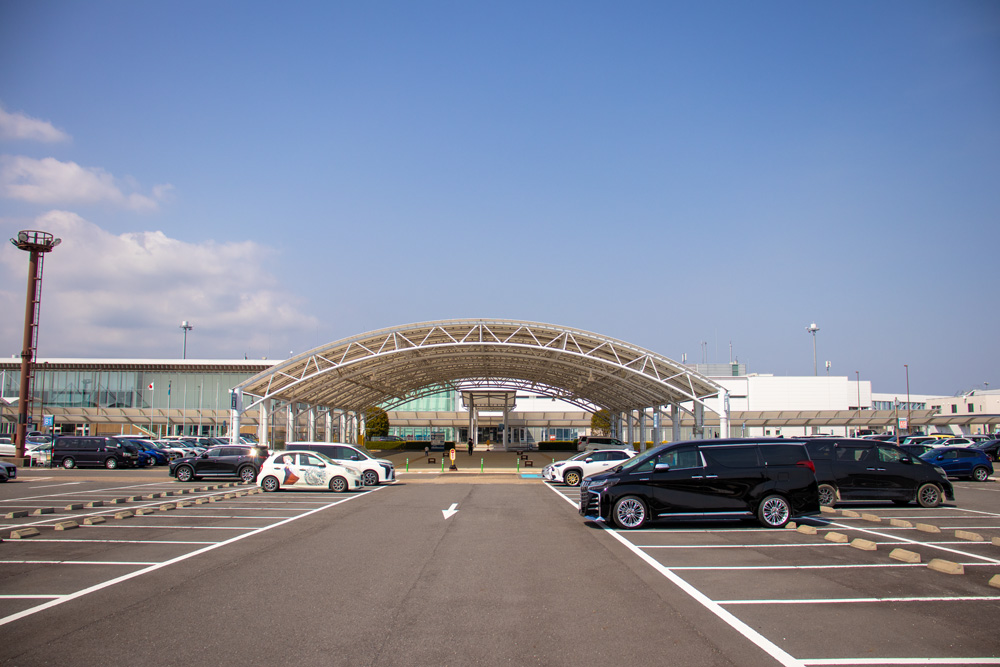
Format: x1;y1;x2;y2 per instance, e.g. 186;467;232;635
580;438;819;529
803;437;954;508
52;436;140;469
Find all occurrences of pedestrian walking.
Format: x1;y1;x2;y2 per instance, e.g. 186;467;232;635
467;438;474;455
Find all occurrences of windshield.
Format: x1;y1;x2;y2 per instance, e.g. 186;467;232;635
614;444;670;473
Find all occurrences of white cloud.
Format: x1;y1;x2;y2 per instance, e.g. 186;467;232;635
0;105;70;143
0;156;173;212
0;211;318;359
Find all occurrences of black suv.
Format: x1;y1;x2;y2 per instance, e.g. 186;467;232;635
803;438;954;508
580;438;819;529
169;445;268;483
52;436;141;469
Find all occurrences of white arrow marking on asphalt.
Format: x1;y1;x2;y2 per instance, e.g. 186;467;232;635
442;503;459;519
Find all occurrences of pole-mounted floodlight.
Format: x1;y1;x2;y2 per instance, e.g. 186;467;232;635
805;323;820;376
10;230;61;459
180;321;193;359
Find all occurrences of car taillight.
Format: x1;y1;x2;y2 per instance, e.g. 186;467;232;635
797;459;816;473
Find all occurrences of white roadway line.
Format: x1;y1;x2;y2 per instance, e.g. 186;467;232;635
0;485;385;627
718;596;1000;605
802;658;1000;665
823;520;1000;565
545;484;804;667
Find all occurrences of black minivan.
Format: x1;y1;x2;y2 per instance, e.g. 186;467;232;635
803;438;954;508
580;439;820;529
52;436;140;469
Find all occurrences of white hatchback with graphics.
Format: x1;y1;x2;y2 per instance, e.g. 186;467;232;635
257;451;364;493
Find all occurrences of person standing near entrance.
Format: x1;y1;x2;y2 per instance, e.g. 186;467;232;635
467;438;474;455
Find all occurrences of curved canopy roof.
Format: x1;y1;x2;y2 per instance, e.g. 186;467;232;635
235;319;724;415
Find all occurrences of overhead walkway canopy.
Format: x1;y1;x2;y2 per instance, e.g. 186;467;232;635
231;319;728;442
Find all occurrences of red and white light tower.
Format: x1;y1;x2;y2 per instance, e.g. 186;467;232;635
10;230;60;459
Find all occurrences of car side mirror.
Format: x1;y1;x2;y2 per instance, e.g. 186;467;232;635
351;455;361;461
654;463;671;471
584;458;593;463
900;457;912;464
200;453;209;459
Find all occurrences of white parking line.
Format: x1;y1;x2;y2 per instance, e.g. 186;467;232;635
802;658;1000;665
546;484;804;667
669;562;998;570
0;561;157;566
0;485;384;627
718;596;1000;605
822;520;1000;564
0;595;63;600
2;538;215;545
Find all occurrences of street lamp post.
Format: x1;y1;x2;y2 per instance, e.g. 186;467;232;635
10;230;61;459
805;323;820;376
180;321;193;359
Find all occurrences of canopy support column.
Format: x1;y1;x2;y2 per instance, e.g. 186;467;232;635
324;409;333;442
694;402;704;439
257;399;268;449
639;409;647;452
671;403;681;442
228;389;242;445
307;406;317;441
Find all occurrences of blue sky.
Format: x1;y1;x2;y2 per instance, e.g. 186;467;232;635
1;1;997;396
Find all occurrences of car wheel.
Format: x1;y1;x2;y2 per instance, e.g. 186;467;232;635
916;483;942;508
817;484;837;507
362;470;379;486
61;457;76;469
757;494;792;528
612;495;648;530
972;466;990;482
261;475;280;492
563;469;582;487
328;476;348;493
239;466;256;484
175;465;194;483
104;457;118;470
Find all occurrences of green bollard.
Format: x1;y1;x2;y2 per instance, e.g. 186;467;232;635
481;458;484;473
406;458;409;472
516;458;520;472
441;458;445;472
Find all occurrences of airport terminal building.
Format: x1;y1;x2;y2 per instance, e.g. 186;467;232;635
3;355;997;446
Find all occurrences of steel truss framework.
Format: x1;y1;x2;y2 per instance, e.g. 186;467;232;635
233;319;726;430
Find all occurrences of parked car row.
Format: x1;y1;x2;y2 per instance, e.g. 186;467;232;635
572;436;968;530
163;440;394;491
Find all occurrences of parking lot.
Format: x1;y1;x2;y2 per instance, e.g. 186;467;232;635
1;466;998;666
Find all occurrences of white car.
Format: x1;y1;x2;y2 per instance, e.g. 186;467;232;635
257;451;363;493
542;448;637;487
284;442;395;486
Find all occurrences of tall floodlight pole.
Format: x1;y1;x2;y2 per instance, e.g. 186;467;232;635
180;321;193;359
805;323;820;376
10;230;61;459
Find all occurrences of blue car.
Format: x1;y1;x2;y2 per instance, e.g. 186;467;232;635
919;447;993;482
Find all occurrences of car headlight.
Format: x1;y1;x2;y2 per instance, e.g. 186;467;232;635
933;466;947;477
343;466;361;476
553;462;565;467
584;477;616;491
